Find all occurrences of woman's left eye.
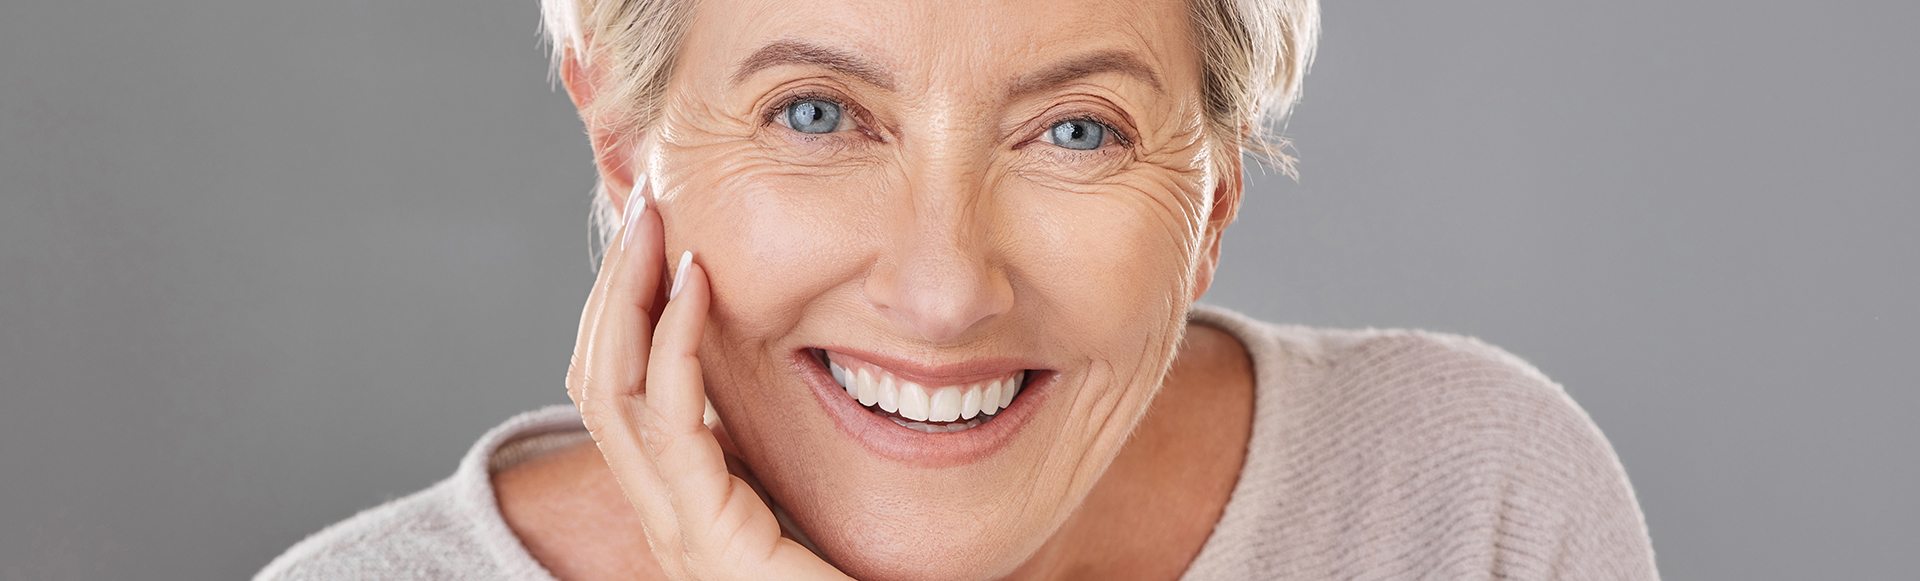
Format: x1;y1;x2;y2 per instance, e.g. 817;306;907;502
782;98;844;134
1044;118;1110;150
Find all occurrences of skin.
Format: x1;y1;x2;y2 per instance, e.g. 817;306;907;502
501;0;1260;578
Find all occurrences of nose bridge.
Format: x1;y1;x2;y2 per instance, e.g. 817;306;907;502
864;142;1012;344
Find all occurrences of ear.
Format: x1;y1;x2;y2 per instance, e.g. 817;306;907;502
560;45;644;214
1191;148;1244;302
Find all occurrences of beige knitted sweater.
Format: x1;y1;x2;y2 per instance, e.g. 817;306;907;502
258;303;1659;579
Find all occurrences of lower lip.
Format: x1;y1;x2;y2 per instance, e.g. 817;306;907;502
789;350;1054;469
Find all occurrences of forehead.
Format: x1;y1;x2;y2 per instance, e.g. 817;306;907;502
677;0;1200;96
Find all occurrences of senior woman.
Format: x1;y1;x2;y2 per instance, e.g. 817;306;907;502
261;0;1657;579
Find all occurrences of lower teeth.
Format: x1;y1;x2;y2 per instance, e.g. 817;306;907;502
888;415;987;433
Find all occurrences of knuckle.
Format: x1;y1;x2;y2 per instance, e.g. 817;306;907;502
632;411;674;453
564;356;590;398
578;399;617;427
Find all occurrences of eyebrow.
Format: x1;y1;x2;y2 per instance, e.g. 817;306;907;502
1006;49;1165;100
731;40;897;90
730;41;1165;100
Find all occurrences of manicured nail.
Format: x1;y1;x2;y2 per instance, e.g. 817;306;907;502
619;179;647;251
669;250;692;300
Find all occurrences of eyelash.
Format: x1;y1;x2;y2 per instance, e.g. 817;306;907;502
759;90;1135;153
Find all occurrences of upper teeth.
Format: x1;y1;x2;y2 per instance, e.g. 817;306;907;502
827;356;1023;423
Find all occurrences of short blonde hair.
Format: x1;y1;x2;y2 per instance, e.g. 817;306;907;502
539;0;1319;264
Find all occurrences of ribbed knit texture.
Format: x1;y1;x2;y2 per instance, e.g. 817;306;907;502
257;303;1658;580
1177;305;1657;580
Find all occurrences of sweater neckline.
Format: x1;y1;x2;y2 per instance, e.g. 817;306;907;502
1177;302;1312;579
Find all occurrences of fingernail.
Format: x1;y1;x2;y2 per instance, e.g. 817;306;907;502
619;178;647;251
669;250;692;300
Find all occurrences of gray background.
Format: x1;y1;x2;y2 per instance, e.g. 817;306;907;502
2;1;1914;578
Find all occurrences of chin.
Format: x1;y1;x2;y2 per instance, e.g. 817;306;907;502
815;515;1041;581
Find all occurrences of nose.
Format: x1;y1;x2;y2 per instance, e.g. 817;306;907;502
863;182;1014;344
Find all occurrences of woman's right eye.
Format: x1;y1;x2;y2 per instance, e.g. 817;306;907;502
782;98;845;134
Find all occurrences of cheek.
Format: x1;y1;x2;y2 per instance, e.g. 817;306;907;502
1004;170;1209;337
653;138;895;340
1002;171;1207;454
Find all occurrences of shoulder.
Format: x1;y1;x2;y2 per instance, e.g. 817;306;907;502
1287;326;1659;578
1299;326;1627;484
254;479;518;579
255;406;580;580
1312;325;1593;434
1196;304;1610;443
1186;305;1658;578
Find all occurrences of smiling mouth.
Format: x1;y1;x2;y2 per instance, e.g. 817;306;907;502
807;348;1031;434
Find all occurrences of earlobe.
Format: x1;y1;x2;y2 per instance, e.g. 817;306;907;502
1192;231;1223;302
593;133;642;216
1191;151;1245;302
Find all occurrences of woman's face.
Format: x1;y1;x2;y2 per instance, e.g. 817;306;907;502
624;0;1234;578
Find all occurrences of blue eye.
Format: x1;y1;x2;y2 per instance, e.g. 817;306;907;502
1046;119;1107;150
784;98;843;134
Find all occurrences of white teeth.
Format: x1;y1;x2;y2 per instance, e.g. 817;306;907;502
960;386;982;420
929;387;962;422
856;368;879;406
898;380;931;421
823;353;1028;429
877;373;899;413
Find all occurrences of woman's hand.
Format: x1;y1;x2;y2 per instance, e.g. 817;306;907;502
564;183;849;581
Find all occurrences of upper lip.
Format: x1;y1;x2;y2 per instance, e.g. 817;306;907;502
809;346;1041;387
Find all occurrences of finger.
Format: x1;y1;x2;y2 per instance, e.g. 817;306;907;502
718;438;785;541
711;419;744;459
712;423;811;547
568;181;664;407
637;253;851;579
576;185;668;414
569;186;689;548
638;252;747;532
572;181;649;363
711;421;770;510
645;250;711;432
